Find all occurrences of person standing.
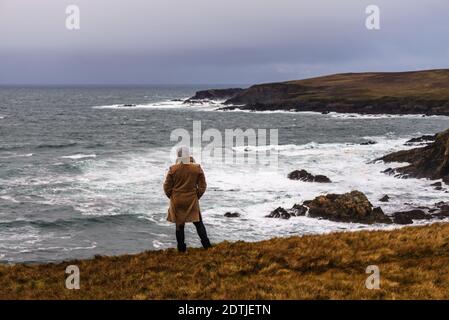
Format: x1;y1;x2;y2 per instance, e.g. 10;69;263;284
163;146;212;252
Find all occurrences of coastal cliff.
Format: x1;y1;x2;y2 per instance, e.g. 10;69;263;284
188;69;449;115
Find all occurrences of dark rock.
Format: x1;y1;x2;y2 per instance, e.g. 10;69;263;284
382;168;396;175
392;215;414;225
435;210;449;218
224;212;241;218
405;134;436;145
379;195;390;202
266;204;308;219
431;181;444;190
321;111;330;114
287;170;331;183
184;99;207;104
361;141;377;145
379;128;449;183
314;175;332;183
303;191;392;224
372;207;386;218
288;170;313;181
120;104;136;107
391;210;430;224
266;207;291;219
430;202;449;218
185;88;244;103
290;204;308;216
435;201;449;211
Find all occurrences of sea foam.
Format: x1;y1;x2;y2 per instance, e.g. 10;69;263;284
62;154;97;160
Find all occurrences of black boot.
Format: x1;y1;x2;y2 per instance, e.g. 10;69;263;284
176;225;186;252
201;238;212;249
194;221;212;249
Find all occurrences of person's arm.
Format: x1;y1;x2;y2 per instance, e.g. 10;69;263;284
163;168;174;198
197;166;207;199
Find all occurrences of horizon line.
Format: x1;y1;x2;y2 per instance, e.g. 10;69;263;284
2;68;448;88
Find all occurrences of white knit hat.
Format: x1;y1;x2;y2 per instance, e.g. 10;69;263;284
176;146;191;164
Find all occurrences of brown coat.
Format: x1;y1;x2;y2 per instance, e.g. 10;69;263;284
163;162;207;224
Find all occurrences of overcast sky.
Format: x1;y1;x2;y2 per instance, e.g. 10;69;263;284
0;0;448;85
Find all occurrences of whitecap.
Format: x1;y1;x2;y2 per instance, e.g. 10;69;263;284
93;98;222;112
0;153;33;159
152;240;165;248
219;107;301;114
328;112;449;120
206;106;449;118
0;195;20;203
62;154;97;160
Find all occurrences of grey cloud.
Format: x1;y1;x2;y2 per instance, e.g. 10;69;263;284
0;0;448;84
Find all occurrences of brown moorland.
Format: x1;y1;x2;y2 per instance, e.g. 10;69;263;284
1;222;449;299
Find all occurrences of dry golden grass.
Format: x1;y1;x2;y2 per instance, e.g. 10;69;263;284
286;69;449;101
1;223;449;299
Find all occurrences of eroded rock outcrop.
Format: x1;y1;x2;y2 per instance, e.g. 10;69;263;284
303;191;392;224
380;128;449;183
185;88;244;103
266;191;391;224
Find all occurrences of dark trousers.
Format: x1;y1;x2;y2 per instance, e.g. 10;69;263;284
175;215;211;252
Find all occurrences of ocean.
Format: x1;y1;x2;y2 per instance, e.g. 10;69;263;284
1;86;449;263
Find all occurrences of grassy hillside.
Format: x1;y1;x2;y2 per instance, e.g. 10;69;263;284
1;223;449;299
224;69;449;114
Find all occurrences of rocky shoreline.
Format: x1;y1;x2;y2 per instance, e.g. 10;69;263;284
263;190;449;225
220;98;449;115
223;128;449;226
